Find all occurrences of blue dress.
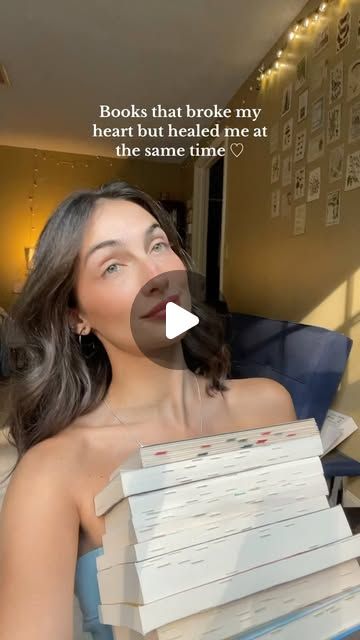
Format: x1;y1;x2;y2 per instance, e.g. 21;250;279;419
75;546;114;640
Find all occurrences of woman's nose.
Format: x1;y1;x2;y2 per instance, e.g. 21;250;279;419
140;265;170;296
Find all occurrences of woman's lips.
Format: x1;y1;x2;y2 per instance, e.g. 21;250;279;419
141;294;180;319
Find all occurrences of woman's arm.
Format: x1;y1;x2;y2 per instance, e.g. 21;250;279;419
0;440;80;640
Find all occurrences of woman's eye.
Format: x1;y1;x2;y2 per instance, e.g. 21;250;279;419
151;241;169;253
103;262;123;276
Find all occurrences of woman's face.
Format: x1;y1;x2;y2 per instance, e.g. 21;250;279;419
72;198;188;354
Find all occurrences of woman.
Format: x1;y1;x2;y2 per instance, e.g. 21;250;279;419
0;180;296;639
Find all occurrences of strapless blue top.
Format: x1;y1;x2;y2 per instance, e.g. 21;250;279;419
75;546;114;640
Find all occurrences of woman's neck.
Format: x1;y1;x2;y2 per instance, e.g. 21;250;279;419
103;343;200;428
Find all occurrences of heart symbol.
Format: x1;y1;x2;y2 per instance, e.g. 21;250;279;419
230;142;244;157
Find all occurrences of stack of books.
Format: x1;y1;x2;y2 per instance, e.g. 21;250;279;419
93;419;360;639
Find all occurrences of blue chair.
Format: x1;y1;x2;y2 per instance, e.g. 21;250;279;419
228;312;360;501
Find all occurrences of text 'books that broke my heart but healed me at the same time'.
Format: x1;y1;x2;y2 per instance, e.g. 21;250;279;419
93;419;360;640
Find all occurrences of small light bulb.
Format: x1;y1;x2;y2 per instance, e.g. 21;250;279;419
288;30;295;41
274;61;280;70
277;49;283;58
313;12;319;21
319;1;327;12
303;17;310;28
267;68;272;76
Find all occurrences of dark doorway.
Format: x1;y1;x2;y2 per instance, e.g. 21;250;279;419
205;157;224;306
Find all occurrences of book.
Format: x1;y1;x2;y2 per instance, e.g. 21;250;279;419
93;419;360;638
106;571;360;639
101;456;328;543
97;506;352;605
229;587;360;640
97;495;329;568
102;478;329;547
320;409;358;456
98;536;360;634
113;419;317;471
94;421;322;516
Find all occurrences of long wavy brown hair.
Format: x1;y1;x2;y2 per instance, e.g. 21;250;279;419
0;180;230;484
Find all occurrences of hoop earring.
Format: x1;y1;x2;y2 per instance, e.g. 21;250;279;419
78;328;97;358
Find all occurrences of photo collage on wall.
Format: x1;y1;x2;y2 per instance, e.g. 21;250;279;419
269;5;360;233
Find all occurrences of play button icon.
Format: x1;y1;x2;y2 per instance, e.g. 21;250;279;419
165;302;199;339
130;269;227;370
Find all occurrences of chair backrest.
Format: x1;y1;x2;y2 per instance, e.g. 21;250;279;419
229;312;353;428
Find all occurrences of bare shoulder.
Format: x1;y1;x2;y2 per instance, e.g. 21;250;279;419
1;430;83;512
0;420;100;523
224;377;297;427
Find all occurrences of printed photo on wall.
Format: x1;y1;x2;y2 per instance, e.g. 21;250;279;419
314;25;329;57
308;131;325;163
311;96;325;132
329;144;344;182
269;122;279;153
347;60;360;102
311;58;328;92
329;61;343;104
307;166;321;202
298;89;308;122
282;117;293;151
349;101;360;143
336;10;351;54
282;154;292;187
281;84;292;117
281;191;292;217
345;149;360;191
271;189;281;217
295;56;307;91
294;129;307;162
326;190;341;226
294;166;305;200
271;153;280;183
327;104;341;144
294;203;306;236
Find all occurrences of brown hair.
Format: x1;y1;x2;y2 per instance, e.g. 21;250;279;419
0;180;230;484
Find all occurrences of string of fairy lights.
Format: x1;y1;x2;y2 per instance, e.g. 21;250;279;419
256;0;337;89
24;150;40;271
24;150;115;272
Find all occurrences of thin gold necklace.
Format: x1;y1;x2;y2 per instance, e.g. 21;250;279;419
103;372;204;448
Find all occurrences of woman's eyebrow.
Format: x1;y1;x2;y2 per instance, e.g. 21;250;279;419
84;222;162;265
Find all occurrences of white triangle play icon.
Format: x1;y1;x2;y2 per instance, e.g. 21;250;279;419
166;302;199;339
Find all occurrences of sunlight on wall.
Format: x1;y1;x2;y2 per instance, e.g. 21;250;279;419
300;268;360;418
301;280;348;331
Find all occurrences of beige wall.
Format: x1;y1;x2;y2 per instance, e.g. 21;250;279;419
0;145;192;311
216;0;360;464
